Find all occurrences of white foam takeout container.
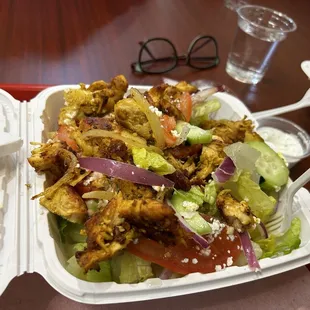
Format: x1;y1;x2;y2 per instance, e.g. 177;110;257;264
0;85;310;305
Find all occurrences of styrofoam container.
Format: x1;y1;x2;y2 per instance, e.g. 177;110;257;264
0;85;310;304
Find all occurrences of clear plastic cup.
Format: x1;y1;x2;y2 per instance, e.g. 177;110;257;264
256;117;310;168
226;5;297;84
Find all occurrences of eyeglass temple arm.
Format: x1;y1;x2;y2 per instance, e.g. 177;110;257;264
138;41;157;61
190;38;212;54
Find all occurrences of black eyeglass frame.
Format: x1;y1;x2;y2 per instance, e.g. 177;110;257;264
131;35;220;74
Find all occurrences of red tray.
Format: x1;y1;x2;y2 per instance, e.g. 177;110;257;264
0;84;50;101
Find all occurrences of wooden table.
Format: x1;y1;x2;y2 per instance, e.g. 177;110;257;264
0;0;310;308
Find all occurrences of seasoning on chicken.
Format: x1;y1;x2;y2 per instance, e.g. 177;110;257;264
144;82;196;121
114;98;152;140
201;118;254;144
216;189;256;232
191;140;226;184
59;75;128;126
76;194;187;271
40;185;87;223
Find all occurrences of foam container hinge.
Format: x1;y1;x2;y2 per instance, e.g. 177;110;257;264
0;85;310;304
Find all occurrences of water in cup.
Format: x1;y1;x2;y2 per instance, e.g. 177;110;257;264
226;5;297;84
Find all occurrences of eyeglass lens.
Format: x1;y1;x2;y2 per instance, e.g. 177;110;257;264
188;36;218;69
139;39;177;74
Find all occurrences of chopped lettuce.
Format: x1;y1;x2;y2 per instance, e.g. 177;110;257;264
66;255;112;282
110;251;153;284
85;199;99;216
190;98;221;126
256;217;301;258
199;181;219;216
132;148;175;175
224;172;276;222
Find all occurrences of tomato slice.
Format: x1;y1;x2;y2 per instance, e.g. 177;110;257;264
160;114;177;147
177;92;192;122
57;125;79;151
127;227;242;275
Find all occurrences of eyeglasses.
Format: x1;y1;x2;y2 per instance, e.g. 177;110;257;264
131;35;219;74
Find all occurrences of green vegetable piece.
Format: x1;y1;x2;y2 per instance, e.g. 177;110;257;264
176;121;212;145
171;190;211;235
85;199;99;216
66;255;112;282
246;141;289;188
190;98;221;126
224;172;276;222
86;261;112;282
57;217;86;244
132;148;175;175
186;213;212;235
257;217;301;258
199;181;219;216
111;251;153;284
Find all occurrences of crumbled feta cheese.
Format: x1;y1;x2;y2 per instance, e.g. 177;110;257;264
227;250;231;254
210;219;225;237
200;248;211;257
215;265;222;272
149;105;163;117
237;245;240;250
75;163;80;168
83;172;103;186
227;257;233;267
192;258;198;264
228;234;235;242
133;238;139;244
46;138;53;143
226;226;234;236
131;171;135;175
181;258;189;263
243;196;249;202
171;130;180;138
253;216;261;224
182;201;199;211
152;185;165;192
136;164;141;168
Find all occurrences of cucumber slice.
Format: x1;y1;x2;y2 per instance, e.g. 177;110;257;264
246;141;289;188
170;191;211;235
186;213;212;235
176;121;212;145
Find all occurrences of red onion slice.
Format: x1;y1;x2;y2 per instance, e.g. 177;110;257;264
79;157;174;188
159;268;173;280
257;222;268;239
166;200;210;248
213;157;236;183
238;231;261;271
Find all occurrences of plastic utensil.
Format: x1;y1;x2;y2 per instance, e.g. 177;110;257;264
253;88;310;119
265;168;310;236
0;132;23;157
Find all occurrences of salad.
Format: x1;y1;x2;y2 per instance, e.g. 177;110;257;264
28;75;301;284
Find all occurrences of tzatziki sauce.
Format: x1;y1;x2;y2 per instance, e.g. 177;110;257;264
257;126;304;157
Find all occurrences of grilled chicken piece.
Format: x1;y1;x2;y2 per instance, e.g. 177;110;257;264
59;75;128;126
28;142;66;177
191;140;226;184
244;131;264;142
114;98;152;140
144;82;196;121
76;194;186;271
216;190;255;232
201;118;254;144
165;144;202;160
40;185;87;223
